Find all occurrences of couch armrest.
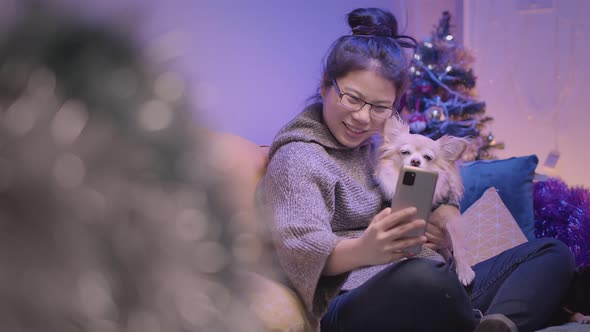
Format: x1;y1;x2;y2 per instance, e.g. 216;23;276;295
204;131;269;212
243;272;312;332
203;131;312;331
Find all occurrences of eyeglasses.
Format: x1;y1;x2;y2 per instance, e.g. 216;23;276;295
331;79;395;119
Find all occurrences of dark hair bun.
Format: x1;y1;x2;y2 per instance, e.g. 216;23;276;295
347;8;399;37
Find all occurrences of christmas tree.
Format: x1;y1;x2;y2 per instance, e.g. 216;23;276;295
402;11;504;160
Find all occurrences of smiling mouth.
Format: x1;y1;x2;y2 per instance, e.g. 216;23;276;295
344;123;367;134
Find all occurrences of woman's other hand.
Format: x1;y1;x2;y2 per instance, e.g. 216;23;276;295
424;204;457;251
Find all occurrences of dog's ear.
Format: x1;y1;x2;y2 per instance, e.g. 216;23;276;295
382;115;409;143
438;136;470;161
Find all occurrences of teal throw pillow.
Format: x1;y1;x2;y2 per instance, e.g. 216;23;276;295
459;155;539;241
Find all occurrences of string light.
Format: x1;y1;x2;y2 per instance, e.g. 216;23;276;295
154;71;185;103
138;100;173;131
51;99;89;146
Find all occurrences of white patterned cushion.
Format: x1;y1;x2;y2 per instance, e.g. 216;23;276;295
460;187;528;266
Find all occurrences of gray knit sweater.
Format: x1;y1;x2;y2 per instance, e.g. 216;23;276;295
257;104;444;322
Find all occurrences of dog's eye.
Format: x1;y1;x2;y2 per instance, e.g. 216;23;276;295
401;150;410;155
424;154;433;161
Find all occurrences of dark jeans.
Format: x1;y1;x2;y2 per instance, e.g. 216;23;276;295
320;238;575;332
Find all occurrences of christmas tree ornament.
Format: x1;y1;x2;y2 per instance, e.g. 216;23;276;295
407;112;428;133
427;105;446;122
417;79;432;94
544;150;561;168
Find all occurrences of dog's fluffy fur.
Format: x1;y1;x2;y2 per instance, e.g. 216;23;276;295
375;116;475;285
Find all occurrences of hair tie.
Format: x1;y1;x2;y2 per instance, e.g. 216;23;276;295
352;25;392;38
392;34;418;49
351;26;417;50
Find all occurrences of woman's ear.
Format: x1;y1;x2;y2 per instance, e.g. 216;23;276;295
320;85;328;100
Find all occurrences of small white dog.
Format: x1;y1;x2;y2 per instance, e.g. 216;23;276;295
374;116;475;286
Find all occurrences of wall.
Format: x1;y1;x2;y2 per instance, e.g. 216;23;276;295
464;0;589;186
1;0;459;145
177;0;457;144
186;0;405;143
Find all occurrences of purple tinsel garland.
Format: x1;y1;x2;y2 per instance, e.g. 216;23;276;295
533;177;590;267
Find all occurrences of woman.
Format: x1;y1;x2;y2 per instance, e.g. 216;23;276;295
257;7;575;332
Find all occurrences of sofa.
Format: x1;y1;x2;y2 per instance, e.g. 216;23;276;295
209;131;588;332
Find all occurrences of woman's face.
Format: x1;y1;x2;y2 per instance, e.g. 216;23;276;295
321;70;397;148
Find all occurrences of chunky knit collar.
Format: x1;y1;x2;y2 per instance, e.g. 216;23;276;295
269;103;376;160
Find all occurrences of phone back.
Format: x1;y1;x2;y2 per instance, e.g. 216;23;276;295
390;166;438;253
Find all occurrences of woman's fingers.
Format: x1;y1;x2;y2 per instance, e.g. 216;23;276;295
383;217;426;239
386;235;427;255
380;207;417;230
366;207;430;263
375;207;391;219
423;242;436;249
425;231;442;243
426;221;443;234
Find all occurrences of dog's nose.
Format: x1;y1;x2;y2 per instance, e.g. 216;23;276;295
411;159;421;167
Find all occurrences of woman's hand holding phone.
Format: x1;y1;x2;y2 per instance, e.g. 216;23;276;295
356;206;428;266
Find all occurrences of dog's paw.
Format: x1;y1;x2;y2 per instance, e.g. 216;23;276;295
456;265;475;286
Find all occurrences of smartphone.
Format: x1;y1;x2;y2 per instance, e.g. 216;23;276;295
390;166;438;254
